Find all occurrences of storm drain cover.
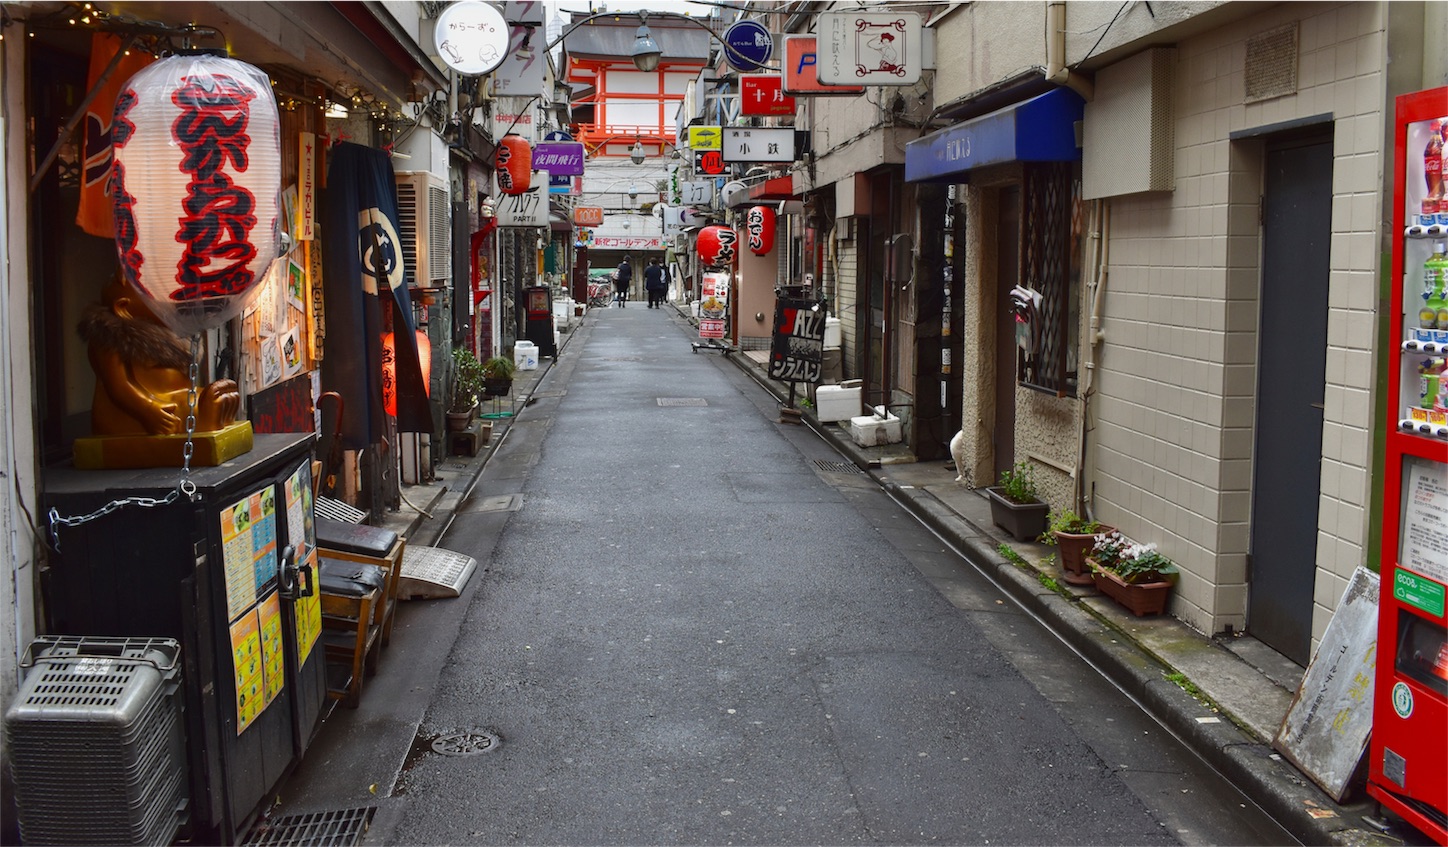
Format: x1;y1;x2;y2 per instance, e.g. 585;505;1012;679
244;806;375;847
658;397;708;407
814;459;865;474
432;731;501;756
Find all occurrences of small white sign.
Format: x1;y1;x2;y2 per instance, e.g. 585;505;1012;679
434;1;510;77
496;171;550;227
679;180;715;207
816;11;922;85
721;127;796;163
494;25;546;95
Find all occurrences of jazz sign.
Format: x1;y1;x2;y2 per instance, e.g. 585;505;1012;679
768;299;826;383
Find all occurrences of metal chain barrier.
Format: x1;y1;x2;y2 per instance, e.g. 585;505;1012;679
47;334;204;551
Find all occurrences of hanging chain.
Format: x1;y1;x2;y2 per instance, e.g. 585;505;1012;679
47;334;205;551
181;334;199;496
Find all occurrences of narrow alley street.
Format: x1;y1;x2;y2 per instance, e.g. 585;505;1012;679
285;305;1296;846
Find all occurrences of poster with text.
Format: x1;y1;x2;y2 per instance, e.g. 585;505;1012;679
230;609;264;734
221;485;279;622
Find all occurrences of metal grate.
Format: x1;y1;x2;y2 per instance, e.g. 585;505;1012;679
814;459;865;474
1245;22;1298;104
316;496;367;524
245;807;375;847
657;397;708;407
1020;162;1078;397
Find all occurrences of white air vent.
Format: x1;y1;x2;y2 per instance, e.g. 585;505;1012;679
395;171;451;287
1082;47;1176;199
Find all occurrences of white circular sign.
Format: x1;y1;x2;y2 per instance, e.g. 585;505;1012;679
434;1;509;76
1392;681;1414;718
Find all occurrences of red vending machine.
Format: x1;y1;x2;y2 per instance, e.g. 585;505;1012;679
1370;85;1448;846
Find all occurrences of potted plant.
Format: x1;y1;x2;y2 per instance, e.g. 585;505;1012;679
1088;531;1179;616
481;355;516;398
984;460;1050;542
1044;509;1115;586
448;348;486;431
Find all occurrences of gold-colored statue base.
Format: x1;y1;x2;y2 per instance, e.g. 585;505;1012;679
74;422;255;470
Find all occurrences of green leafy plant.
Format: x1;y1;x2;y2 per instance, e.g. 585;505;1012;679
481;355;516;380
1090;531;1179;584
450;348;487;412
994;460;1040;504
1044;509;1104;543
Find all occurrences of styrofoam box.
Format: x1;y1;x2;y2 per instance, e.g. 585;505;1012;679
815;379;862;423
848;412;902;447
514;341;538;371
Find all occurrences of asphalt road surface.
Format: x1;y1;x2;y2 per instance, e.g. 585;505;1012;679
380;305;1295;846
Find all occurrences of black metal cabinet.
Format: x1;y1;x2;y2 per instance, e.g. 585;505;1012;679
42;433;326;845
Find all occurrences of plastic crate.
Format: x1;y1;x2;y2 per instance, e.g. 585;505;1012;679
4;636;188;846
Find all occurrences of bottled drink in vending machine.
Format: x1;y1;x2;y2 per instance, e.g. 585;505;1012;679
1424;120;1444;225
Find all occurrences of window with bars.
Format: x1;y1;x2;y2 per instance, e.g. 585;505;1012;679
1018;162;1081;397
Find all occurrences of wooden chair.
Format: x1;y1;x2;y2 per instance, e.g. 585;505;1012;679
315;518;404;648
318;558;386;708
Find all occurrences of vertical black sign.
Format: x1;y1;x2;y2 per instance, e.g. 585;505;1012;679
768;298;826;383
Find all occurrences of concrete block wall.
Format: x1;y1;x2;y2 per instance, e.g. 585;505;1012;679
1090;2;1387;638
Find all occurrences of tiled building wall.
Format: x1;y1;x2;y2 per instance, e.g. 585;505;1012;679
1091;2;1386;638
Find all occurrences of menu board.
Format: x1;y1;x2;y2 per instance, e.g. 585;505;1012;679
221;485;279;622
768;298;826;383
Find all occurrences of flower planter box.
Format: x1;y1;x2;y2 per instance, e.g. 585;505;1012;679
1054;525;1115;586
985;487;1050;542
1089;559;1173;617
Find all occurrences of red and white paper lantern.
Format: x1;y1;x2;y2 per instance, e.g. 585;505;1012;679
111;53;283;337
696;225;738;268
495;134;532;195
746;205;776;255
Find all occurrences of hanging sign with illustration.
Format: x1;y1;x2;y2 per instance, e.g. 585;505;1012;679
434;1;510;76
816;11;923;85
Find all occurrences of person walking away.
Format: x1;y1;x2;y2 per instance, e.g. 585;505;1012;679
644;257;665;308
613;257;632;307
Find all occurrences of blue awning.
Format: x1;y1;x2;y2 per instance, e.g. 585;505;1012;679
905;87;1084;183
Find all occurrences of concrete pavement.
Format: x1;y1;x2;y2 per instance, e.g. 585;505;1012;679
283;302;1407;847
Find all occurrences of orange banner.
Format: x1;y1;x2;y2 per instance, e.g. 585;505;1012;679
76;34;154;237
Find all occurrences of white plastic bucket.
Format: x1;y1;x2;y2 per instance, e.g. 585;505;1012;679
514;341;538;371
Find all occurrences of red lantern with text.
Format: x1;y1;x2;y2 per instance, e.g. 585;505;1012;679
496;133;532;195
111;53;283;337
696;225;738;268
382;330;432;417
747;205;776;255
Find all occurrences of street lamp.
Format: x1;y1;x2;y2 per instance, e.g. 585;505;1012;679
629;23;663;72
629;140;646;165
539;8;752;73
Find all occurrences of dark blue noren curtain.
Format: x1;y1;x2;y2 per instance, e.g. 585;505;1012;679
321;142;434;447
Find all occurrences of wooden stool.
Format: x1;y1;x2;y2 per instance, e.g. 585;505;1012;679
318;559;385;708
316;518;404;647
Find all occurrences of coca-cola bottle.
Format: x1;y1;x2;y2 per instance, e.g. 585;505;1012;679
1425;120;1444;225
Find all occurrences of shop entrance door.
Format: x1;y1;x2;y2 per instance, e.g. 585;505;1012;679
1248;135;1332;665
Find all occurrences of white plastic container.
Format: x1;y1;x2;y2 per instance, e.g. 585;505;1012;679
815;379;862;423
848;411;902;447
823;317;842;349
514;340;538;371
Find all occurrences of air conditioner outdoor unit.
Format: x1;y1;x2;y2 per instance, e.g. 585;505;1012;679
395;171;451;288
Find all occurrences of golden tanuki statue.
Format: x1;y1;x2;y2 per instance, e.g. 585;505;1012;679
73;275;253;469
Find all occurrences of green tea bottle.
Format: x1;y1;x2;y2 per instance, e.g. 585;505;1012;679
1425;242;1448;328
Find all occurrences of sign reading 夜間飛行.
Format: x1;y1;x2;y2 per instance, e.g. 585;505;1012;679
532;142;583;176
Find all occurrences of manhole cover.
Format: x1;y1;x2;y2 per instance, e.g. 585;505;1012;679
431;731;500;756
244;806;375;847
814;459;864;474
658;397;708;407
